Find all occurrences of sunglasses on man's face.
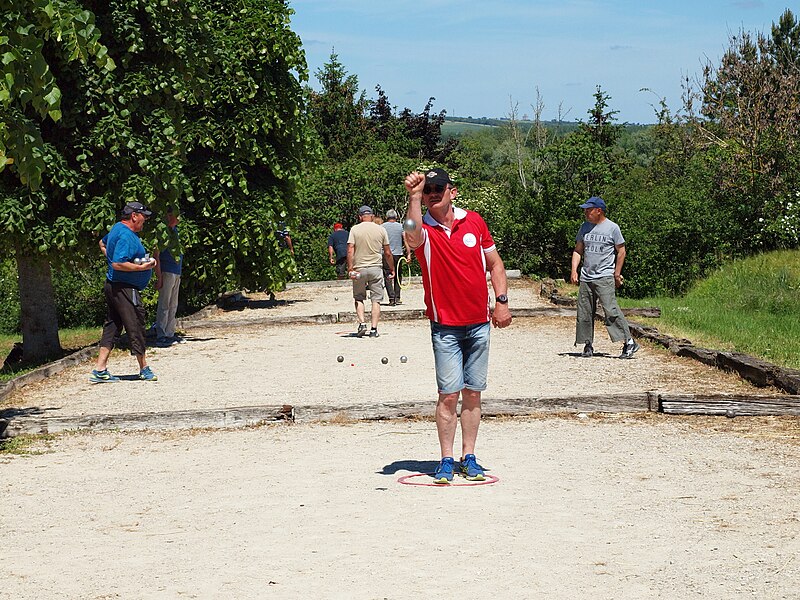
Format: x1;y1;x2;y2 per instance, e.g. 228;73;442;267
423;183;447;194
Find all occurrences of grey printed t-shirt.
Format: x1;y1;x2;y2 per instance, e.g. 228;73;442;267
576;218;625;281
382;220;404;255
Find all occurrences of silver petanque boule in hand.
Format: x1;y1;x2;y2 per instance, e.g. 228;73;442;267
402;218;417;232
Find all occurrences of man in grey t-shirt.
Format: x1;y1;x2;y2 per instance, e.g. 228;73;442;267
570;196;639;359
382;209;408;305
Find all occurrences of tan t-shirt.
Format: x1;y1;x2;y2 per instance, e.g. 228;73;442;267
348;221;389;269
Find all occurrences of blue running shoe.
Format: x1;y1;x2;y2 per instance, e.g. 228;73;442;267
433;457;455;484
460;454;485;481
89;369;119;384
139;366;158;381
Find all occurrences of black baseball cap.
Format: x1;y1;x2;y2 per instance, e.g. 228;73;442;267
424;168;453;187
122;201;153;216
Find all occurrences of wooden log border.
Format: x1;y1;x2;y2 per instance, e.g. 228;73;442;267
2;404;294;437
5;392;800;437
540;277;800;396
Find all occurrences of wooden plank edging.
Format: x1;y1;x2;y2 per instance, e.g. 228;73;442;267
3;404;294;436
5;392;800;437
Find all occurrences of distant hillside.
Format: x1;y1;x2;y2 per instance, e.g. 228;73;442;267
441;116;651;139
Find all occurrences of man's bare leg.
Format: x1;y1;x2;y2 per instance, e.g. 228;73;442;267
355;299;365;324
436;391;460;458
459;389;482;458
95;346;112;371
371;301;381;329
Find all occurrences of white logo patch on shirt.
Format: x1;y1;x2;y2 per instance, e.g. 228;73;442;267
462;233;477;248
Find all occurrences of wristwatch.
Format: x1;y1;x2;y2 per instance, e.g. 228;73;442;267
495;294;508;304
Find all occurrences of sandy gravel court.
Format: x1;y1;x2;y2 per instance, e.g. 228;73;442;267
2;279;799;598
3;416;800;599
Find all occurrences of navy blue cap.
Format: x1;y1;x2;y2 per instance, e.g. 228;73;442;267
579;196;607;211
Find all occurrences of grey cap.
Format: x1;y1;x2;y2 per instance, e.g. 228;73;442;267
358;205;373;216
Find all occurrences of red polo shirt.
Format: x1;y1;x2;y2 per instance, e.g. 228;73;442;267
415;207;496;326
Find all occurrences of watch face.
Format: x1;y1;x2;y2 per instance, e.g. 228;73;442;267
496;294;508;304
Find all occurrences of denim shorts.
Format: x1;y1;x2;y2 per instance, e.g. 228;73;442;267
430;321;491;394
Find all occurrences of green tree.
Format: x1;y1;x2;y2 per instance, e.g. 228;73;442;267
297;58;456;281
769;8;800;72
307;51;369;162
699;23;800;253
1;0;116;359
1;0;314;362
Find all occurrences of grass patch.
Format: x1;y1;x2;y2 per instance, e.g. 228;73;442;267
621;250;800;369
0;433;56;455
0;327;98;383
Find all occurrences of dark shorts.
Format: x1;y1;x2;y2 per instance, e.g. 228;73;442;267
100;280;147;356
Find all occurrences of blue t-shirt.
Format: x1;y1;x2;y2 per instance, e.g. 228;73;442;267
159;226;183;275
327;229;349;259
103;222;152;290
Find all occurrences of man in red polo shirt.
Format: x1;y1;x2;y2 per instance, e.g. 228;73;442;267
404;168;512;484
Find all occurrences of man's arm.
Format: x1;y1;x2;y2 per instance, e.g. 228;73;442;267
111;260;155;272
346;243;356;278
614;244;626;287
485;249;512;328
153;248;163;290
328;244;335;264
402;231;411;260
403;172;426;250
99;239;107;257
570;241;584;285
285;235;294;255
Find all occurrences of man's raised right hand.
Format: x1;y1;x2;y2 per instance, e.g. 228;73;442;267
404;172;425;195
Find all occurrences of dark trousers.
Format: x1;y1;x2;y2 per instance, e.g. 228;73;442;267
383;254;403;301
335;256;348;279
100;280;147;356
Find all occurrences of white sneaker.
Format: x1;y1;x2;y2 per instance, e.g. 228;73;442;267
620;340;640;359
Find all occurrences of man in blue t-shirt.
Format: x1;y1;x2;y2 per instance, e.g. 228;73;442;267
154;207;184;346
91;201;158;382
327;222;350;279
570;196;639;359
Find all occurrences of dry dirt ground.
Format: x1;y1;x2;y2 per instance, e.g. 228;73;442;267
2;279;799;599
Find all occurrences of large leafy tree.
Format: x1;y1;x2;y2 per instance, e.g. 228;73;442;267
1;0;116;360
1;0;314;362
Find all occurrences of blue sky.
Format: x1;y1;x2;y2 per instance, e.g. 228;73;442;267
288;0;792;124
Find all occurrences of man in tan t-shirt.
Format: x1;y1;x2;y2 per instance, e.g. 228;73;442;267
347;205;395;337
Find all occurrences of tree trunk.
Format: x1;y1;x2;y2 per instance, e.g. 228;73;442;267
16;248;62;362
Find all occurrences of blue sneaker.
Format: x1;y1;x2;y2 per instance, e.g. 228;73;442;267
139;366;158;381
460;454;485;481
433;457;455;484
89;369;119;384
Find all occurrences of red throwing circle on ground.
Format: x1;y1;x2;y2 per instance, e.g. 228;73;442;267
397;473;500;487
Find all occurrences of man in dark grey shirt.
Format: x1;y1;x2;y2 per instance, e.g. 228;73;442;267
570;196;639;359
